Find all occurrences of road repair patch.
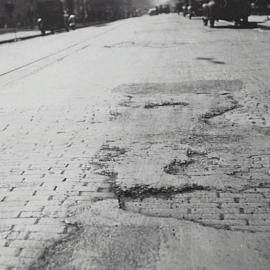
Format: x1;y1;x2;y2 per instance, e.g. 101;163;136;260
102;81;270;233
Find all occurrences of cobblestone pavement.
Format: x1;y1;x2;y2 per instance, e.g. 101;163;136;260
0;21;124;269
0;102;114;269
1;14;270;270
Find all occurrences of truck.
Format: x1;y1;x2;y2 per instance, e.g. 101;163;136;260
37;0;69;35
202;0;251;27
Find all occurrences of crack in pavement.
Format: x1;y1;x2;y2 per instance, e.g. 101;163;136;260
144;101;189;109
81;143;269;234
200;103;241;121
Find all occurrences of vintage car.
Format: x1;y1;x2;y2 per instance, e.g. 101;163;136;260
148;7;158;16
159;4;171;14
202;0;251;27
37;0;70;35
187;0;204;19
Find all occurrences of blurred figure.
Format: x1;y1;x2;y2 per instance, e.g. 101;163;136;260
68;14;76;30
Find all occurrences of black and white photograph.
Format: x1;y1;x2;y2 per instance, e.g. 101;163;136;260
0;0;270;269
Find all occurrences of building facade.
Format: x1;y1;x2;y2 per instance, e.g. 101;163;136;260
0;0;36;27
0;0;136;28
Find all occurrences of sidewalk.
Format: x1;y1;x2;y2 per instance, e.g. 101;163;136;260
0;21;109;45
0;28;41;44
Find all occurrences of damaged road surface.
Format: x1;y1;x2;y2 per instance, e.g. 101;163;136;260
30;80;270;270
3;13;270;270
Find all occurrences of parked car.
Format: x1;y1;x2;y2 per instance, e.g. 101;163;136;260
202;0;251;27
148;8;158;16
187;0;204;19
159;4;171;14
37;0;70;35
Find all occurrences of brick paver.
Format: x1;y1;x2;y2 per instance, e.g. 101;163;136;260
0;102;113;269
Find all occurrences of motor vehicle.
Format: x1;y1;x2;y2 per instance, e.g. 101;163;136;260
202;0;251;27
37;0;70;35
249;0;270;15
148;7;158;16
187;0;204;19
159;4;171;14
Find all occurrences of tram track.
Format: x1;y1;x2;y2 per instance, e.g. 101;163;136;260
0;23;121;86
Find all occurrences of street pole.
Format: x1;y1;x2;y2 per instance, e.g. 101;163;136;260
14;0;18;42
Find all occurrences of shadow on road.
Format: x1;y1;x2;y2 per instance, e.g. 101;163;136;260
196;57;226;65
188;17;203;20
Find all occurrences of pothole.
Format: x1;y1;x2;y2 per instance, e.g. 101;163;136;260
90;144;270;234
78;78;269;234
144;100;189;109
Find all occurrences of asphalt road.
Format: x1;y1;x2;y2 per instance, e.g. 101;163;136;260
0;14;270;270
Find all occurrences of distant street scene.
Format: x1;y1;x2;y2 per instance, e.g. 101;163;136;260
0;0;270;269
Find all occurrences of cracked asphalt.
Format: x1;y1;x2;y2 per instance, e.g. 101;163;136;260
1;13;270;270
